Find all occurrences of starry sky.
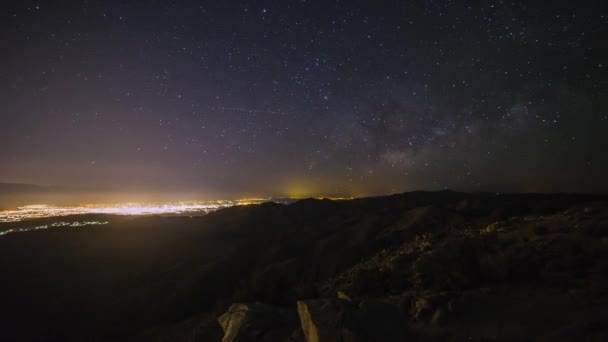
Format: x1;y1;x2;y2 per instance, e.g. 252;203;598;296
1;1;607;197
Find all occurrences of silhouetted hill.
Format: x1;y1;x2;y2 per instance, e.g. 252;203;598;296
0;192;607;341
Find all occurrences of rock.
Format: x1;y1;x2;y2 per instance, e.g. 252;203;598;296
583;207;594;216
412;296;431;319
296;299;406;342
411;293;451;320
430;308;447;325
297;300;344;342
337;291;352;302
218;303;298;342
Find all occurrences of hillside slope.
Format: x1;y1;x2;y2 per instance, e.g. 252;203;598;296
0;192;607;341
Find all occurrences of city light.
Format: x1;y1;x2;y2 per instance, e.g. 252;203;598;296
0;199;270;223
0;221;109;237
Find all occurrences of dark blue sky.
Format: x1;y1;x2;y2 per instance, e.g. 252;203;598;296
2;1;607;197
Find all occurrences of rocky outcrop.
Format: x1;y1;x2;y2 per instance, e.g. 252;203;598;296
296;300;345;342
297;298;407;342
217;303;298;342
218;297;406;342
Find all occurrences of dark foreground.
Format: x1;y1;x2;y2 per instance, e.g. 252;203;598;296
1;191;607;341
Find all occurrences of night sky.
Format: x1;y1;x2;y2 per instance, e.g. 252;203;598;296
2;1;607;197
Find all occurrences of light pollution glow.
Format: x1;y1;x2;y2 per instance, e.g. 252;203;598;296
0;199;270;223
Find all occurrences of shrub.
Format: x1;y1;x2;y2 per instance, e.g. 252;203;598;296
411;237;482;291
534;225;549;235
351;268;389;295
479;252;510;281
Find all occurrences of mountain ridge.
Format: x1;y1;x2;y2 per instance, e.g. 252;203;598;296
0;191;607;341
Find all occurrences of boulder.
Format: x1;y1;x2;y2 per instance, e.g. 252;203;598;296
297;300;345;342
218;303;298;342
296;299;406;342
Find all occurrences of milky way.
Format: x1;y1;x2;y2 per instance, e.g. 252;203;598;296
2;1;607;196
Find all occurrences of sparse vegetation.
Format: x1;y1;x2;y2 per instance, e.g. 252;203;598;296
1;192;607;341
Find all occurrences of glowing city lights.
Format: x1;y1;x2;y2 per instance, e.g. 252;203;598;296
0;221;109;237
0;199;269;223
